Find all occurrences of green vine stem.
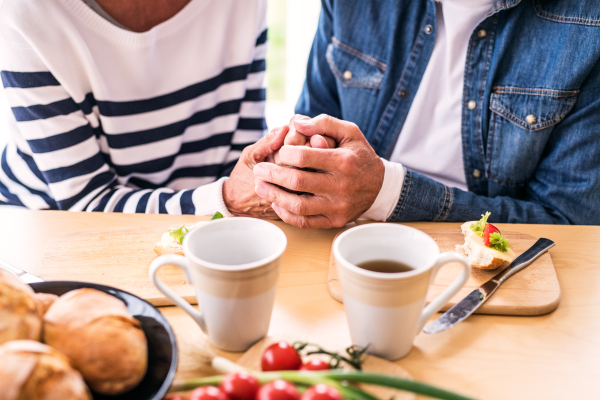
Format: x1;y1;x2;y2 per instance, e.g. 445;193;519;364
169;370;476;400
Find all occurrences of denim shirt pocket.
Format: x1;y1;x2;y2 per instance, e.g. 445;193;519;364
326;37;386;89
487;87;578;187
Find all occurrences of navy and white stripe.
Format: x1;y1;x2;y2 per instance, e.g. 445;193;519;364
0;0;268;214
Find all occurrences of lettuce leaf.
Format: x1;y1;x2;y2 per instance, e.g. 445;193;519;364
470;212;490;237
168;225;189;244
210;211;224;220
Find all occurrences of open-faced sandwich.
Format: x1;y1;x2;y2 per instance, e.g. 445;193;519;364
153;211;224;256
456;212;516;270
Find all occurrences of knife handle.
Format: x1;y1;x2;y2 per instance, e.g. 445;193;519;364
494;238;556;284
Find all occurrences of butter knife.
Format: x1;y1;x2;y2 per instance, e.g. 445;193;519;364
423;238;556;334
0;257;44;284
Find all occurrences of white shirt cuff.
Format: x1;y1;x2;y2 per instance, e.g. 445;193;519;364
360;158;405;221
191;177;234;217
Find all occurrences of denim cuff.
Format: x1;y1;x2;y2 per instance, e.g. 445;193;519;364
387;168;453;222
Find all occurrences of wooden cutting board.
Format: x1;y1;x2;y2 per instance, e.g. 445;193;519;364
328;228;561;316
236;336;415;400
37;224;198;306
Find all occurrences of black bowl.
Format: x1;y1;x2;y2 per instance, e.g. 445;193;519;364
31;281;178;400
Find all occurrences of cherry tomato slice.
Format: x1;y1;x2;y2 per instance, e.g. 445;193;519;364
483;222;501;247
300;384;343;400
189;386;228;400
261;342;302;371
299;359;330;371
220;372;260;400
256;380;300;400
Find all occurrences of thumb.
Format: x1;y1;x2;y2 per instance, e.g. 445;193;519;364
294;114;361;145
248;125;289;163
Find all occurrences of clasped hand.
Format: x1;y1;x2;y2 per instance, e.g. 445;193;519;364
255;115;384;229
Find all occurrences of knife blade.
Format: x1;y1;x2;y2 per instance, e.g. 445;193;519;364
0;257;45;284
423;238;556;334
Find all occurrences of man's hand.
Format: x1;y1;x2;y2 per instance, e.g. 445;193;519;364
272;115;336;165
223;126;288;218
253;115;384;229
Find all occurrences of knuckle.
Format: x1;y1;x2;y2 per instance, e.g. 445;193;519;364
288;173;304;191
298;217;311;230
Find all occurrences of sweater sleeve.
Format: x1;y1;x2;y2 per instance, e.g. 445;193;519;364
0;18;267;215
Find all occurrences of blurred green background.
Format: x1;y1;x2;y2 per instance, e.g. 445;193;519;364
266;0;287;101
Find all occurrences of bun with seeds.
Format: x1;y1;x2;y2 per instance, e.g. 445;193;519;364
456;212;516;270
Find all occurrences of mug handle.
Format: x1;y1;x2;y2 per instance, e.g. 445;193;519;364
417;252;471;331
149;254;207;333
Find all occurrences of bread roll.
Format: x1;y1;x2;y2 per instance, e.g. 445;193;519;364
0;340;91;400
43;288;148;395
0;269;41;344
34;292;59;316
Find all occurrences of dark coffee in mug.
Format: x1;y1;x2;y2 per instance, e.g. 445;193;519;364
356;259;414;273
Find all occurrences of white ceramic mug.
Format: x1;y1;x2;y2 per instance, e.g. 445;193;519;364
333;223;471;360
149;217;287;352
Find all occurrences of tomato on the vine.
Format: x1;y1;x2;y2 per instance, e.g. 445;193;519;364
299;359;330;371
300;384;343;400
189;386;228;400
256;380;300;400
219;372;260;400
261;342;302;371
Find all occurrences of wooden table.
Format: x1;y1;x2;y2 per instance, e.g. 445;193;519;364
0;209;598;400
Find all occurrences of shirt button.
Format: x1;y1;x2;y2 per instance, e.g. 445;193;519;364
478;29;487;38
472;169;481;178
399;90;409;99
526;114;537;125
425;24;434;34
467;100;477;110
343;70;353;80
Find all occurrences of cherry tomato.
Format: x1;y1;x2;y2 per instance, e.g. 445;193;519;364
261;342;302;371
300;384;343;400
483;222;501;247
220;372;260;400
256;380;300;400
299;359;330;371
189;386;228;400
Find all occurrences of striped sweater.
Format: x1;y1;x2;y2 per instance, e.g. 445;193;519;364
0;0;268;215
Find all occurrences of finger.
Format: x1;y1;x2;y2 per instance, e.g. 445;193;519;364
247;125;289;163
277;145;343;171
253;162;331;193
309;134;335;149
271;203;334;229
284;130;309;146
294;114;361;144
289;114;310;125
254;180;327;216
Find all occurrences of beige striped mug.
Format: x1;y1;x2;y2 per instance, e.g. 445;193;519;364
150;217;287;352
334;223;471;360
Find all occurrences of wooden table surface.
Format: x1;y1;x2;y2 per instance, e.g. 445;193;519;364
1;209;598;400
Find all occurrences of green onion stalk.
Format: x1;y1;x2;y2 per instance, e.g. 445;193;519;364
169;370;476;400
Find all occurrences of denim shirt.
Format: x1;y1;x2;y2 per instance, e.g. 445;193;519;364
296;0;600;225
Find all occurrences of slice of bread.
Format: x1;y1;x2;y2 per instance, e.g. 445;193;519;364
153;223;203;256
455;222;516;270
